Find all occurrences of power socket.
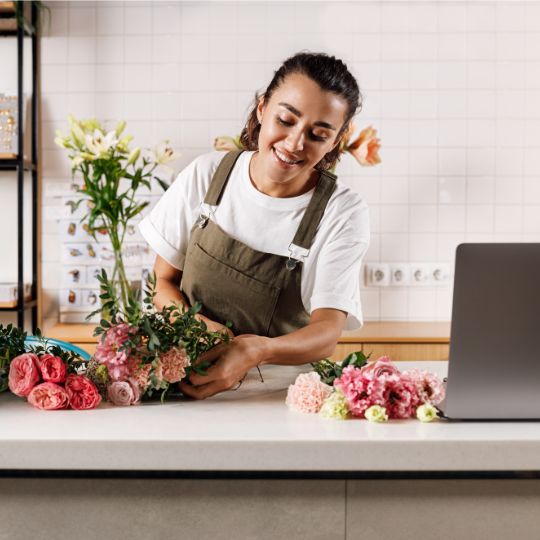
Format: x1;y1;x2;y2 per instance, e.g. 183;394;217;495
365;263;390;286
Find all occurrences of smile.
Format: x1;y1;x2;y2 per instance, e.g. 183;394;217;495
273;147;303;166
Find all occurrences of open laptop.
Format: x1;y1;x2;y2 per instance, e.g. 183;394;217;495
438;243;540;421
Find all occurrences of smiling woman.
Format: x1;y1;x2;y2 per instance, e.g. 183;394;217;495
138;52;371;400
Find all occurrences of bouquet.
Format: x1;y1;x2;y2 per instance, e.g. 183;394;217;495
84;272;230;406
7;332;100;411
286;352;444;423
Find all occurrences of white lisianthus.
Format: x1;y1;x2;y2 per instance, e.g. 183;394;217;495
85;129;118;158
416;403;439;423
365;405;389;423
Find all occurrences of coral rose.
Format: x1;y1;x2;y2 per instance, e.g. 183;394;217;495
65;374;102;410
39;353;67;384
286;372;332;414
8;353;41;397
28;382;69;410
107;379;140;406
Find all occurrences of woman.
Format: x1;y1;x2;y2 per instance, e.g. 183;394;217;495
139;52;370;399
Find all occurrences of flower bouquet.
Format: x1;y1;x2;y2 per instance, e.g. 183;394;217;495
286;352;444;422
83;271;230;406
6;330;100;410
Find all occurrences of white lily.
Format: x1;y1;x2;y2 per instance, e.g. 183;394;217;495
71;155;84;167
85;129;118;158
149;140;180;165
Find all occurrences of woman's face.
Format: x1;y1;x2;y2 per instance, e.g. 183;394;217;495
254;72;348;194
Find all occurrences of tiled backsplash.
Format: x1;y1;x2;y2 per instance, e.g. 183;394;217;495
2;0;540;327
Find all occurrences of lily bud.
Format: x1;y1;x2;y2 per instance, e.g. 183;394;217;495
115;120;126;138
126;147;140;166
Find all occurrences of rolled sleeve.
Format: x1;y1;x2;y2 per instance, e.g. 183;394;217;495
139;217;186;270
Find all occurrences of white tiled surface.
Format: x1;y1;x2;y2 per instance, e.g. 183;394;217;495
2;0;540;327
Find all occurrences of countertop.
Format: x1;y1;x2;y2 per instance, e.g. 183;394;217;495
2;361;540;473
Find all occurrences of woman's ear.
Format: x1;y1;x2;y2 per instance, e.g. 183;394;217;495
256;96;266;124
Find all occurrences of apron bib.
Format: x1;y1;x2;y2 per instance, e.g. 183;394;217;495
181;150;337;337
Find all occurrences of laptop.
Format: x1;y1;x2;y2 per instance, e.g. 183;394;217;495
438;243;540;421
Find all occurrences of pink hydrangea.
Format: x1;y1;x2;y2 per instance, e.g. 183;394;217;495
286;372;332;414
94;323;136;381
403;368;445;406
334;365;386;417
159;346;190;383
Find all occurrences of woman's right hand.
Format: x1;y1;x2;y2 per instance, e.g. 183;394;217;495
197;314;235;339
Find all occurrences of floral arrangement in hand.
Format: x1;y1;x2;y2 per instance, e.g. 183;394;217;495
7;331;101;411
84;272;230;406
286;352;444;423
214;122;381;171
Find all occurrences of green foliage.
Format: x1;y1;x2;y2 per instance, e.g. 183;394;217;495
311;350;370;386
0;324;27;392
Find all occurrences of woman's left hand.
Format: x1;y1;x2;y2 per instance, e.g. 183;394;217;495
178;335;270;400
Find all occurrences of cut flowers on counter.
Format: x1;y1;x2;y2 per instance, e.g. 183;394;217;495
286;352;445;422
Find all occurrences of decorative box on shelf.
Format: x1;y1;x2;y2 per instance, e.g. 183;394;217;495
0;282;31;308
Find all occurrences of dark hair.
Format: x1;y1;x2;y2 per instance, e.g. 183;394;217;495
239;52;362;171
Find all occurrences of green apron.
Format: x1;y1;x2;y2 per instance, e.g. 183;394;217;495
181;150;337;337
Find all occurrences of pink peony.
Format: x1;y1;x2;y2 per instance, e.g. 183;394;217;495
286;372;332;414
107;379;140;406
65;374;102;410
382;373;420;419
359;356;401;378
334;365;386;417
27;382;69;410
94;323;136;381
8;353;41;397
159;346;190;383
39;353;67;384
404;368;445;406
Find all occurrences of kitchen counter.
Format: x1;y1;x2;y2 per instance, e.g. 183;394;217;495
2;361;540;474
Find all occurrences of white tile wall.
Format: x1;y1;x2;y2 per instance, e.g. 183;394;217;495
2;0;540;327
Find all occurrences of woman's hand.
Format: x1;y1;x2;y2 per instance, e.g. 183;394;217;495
178;334;270;400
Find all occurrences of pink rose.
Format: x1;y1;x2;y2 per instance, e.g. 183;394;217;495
107;379;140;406
159;346;190;383
65;374;102;410
359;356;401;378
8;353;41;397
39;353;67;384
27;382;69;410
286;372;333;414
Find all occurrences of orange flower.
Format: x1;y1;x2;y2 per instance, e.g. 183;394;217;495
347;125;381;166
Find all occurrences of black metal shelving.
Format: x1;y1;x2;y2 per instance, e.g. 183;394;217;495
0;1;39;331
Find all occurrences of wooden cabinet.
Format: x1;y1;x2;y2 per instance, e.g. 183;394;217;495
46;322;451;361
330;322;450;362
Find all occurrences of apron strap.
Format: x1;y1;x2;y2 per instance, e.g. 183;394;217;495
204;150;244;206
291;169;337;251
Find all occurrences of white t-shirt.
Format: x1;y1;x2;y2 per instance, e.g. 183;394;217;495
139;150;370;330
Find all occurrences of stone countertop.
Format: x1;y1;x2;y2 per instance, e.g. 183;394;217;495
2;361;540;472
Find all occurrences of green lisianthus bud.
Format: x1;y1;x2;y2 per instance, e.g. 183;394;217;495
416;403;439;423
365;405;389;423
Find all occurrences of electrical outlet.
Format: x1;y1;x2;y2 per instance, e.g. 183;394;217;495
389;263;410;286
431;263;451;285
365;263;390;287
410;264;432;286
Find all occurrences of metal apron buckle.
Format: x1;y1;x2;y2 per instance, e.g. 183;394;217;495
196;214;209;229
286;243;309;271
